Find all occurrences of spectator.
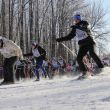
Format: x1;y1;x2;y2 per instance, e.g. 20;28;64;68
0;36;23;85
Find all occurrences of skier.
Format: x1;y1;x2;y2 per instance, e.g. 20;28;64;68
51;57;59;76
58;56;66;75
43;58;52;79
24;41;46;81
0;36;23;85
56;14;104;79
15;59;25;81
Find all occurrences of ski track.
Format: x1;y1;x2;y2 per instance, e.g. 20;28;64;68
0;68;110;110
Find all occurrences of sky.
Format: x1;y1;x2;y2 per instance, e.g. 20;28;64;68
87;0;110;27
87;0;110;53
103;0;110;53
103;0;110;9
103;0;110;25
88;0;110;18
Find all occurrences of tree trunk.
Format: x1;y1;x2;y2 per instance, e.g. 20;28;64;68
35;0;40;42
29;0;33;41
19;0;24;52
51;0;56;58
1;0;6;37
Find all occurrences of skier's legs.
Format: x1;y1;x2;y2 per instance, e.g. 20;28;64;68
15;68;20;81
7;56;18;82
3;56;17;83
35;65;40;80
35;59;45;80
3;58;9;82
88;45;104;68
38;60;46;77
40;66;46;76
7;65;14;82
3;58;13;82
20;67;25;79
45;66;51;79
77;46;88;74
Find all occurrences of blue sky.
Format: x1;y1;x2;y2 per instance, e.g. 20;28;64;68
87;0;110;53
103;0;110;52
103;0;110;8
88;0;110;23
103;0;110;24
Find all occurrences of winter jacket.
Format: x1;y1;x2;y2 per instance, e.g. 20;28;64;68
24;46;46;60
0;36;23;60
56;21;95;46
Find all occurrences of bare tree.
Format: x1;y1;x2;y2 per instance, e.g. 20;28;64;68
1;0;6;36
0;0;109;63
83;0;110;55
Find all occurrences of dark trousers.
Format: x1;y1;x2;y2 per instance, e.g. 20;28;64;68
16;66;25;81
3;56;18;82
77;44;103;72
35;59;46;80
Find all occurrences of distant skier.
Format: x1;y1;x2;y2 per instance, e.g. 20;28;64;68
43;58;52;79
24;41;46;81
0;36;23;85
56;14;104;79
58;56;66;75
51;57;59;76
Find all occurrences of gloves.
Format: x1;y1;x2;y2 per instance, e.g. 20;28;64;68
56;38;61;42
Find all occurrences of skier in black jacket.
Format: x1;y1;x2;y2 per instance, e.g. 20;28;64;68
24;42;46;81
56;14;104;78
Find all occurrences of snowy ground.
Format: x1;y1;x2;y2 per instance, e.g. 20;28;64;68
0;67;110;110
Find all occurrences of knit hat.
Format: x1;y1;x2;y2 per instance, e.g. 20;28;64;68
73;14;81;21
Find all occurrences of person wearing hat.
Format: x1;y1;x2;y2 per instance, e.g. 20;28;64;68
56;14;104;79
0;36;23;85
24;41;46;81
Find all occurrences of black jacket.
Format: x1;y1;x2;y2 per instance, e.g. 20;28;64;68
24;46;46;60
56;21;95;46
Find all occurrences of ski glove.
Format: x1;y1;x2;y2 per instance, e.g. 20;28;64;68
56;38;61;42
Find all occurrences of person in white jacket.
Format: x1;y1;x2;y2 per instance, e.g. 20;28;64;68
0;36;23;85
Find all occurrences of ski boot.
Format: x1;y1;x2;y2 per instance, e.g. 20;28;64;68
77;72;89;80
35;78;40;81
94;68;103;75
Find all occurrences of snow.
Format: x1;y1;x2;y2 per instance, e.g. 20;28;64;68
0;67;110;110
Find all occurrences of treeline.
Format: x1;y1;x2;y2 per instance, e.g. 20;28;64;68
0;0;109;62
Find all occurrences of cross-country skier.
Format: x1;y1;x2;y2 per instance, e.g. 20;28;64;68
0;36;23;85
24;41;46;81
58;56;66;75
51;57;59;76
56;14;104;79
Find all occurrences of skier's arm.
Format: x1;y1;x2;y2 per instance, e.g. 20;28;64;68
56;27;76;42
23;52;33;57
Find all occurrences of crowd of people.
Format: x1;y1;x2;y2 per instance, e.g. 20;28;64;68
1;53;110;83
12;56;71;81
